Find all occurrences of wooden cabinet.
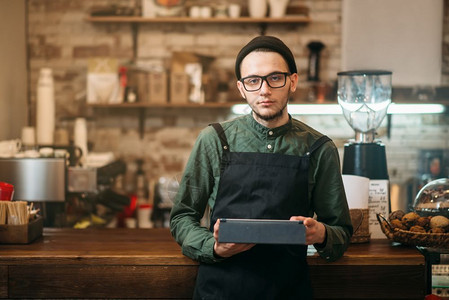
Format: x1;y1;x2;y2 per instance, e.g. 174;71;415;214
0;229;427;299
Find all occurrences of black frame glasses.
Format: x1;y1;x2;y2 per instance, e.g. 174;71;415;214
239;72;291;92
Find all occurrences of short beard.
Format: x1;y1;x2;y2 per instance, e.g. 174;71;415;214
251;92;291;122
252;103;286;121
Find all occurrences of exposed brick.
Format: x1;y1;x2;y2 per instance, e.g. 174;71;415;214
29;43;62;59
72;45;111;58
24;0;449;188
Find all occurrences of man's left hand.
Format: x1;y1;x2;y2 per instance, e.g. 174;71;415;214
289;216;326;245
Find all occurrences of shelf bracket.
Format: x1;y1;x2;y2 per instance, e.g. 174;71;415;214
131;23;138;63
138;108;145;139
259;23;268;35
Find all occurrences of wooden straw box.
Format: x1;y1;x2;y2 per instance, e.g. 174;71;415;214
0;216;43;244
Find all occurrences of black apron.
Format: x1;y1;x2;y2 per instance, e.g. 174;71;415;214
193;123;330;300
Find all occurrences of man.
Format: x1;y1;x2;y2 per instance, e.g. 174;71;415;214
170;36;353;299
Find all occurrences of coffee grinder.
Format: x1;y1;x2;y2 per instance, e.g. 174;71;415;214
337;70;392;238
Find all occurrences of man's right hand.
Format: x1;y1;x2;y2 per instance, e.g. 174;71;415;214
213;219;255;258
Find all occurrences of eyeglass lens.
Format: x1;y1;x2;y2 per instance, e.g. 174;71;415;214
241;73;288;91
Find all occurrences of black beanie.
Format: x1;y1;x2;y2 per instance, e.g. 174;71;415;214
235;36;297;80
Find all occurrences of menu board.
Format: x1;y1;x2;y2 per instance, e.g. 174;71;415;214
368;180;389;239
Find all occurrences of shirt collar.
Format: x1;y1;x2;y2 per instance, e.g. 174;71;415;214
246;113;292;137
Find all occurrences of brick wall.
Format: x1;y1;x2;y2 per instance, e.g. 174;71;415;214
444;0;449;84
26;0;449;197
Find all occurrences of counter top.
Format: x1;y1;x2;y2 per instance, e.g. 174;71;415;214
0;228;192;266
0;228;427;299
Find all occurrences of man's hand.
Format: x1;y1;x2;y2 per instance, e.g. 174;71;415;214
213;219;255;258
289;216;326;245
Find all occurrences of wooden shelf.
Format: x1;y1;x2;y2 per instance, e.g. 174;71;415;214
88;102;242;108
89;102;243;139
85;15;311;24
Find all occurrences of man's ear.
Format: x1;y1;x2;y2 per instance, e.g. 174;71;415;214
289;73;299;93
236;81;246;99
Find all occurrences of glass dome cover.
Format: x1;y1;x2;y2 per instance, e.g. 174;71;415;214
413;178;449;217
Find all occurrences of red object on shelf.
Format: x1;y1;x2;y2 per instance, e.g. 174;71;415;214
117;194;137;227
124;194;137;217
0;182;14;201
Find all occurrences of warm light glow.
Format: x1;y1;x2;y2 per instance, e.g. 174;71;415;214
387;103;446;114
231;103;446;116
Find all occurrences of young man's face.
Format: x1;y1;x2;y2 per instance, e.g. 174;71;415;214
237;51;298;127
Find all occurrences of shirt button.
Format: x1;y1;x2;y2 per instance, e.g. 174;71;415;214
268;131;273;136
267;144;272;150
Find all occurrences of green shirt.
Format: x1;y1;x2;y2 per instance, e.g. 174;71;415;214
170;114;353;264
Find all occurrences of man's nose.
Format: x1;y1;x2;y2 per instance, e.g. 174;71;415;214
259;79;271;93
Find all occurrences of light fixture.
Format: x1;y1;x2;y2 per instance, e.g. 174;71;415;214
231;103;445;116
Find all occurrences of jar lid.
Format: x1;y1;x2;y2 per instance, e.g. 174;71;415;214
0;182;14;190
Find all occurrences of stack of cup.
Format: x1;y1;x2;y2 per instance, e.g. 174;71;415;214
21;126;36;148
0;182;14;201
74;118;88;165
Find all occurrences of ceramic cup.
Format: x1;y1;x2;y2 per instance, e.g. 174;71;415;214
189;6;201;18
248;0;267;18
0;139;22;158
21;126;36;147
200;6;212;18
268;0;289;18
228;4;241;18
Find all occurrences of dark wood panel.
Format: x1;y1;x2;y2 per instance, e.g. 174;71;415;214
0;266;7;298
310;265;426;299
9;265;198;299
0;229;427;299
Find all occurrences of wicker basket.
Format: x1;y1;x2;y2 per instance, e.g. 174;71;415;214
350;209;370;243
376;213;449;248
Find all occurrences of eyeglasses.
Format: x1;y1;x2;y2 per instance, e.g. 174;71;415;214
239;72;291;92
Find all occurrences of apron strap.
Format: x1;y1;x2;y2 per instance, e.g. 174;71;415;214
307;135;331;156
209;123;230;152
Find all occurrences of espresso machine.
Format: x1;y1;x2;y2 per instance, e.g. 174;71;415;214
0;148;127;227
337;70;392;238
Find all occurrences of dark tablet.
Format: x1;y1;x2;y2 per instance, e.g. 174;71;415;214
218;218;306;245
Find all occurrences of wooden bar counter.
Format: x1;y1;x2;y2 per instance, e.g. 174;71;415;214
0;228;426;299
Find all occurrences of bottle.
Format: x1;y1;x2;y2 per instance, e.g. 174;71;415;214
135;159;148;205
36;68;55;145
73;118;88;165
